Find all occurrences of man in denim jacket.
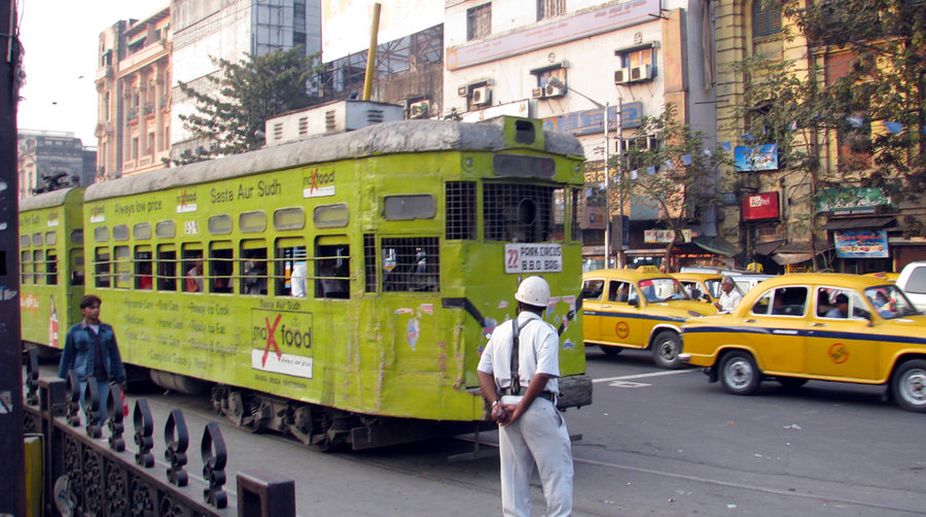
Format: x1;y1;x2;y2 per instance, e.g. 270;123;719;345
58;294;127;424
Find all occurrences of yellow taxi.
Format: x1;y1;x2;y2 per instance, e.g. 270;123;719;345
680;273;926;412
671;272;723;305
864;271;899;283
581;267;719;368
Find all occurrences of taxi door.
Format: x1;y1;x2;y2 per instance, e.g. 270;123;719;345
600;280;643;347
804;288;879;380
737;286;808;375
581;278;606;343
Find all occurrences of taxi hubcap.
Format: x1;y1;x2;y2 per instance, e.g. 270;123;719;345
658;340;677;359
725;359;753;388
900;369;926;405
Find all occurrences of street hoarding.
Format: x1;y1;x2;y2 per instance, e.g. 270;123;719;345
734;144;779;172
817;187;891;214
834;229;889;258
741;192;780;221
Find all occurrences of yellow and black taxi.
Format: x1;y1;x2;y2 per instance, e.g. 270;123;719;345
581;267;719;368
680;273;926;412
671;271;723;305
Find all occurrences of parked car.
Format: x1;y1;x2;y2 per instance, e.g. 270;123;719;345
581;267;718;368
672;272;723;305
896;261;926;311
680;273;926;412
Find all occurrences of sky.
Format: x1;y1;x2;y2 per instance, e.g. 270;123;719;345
17;0;167;146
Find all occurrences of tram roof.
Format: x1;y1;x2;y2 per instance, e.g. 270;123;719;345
85;118;585;202
19;186;79;211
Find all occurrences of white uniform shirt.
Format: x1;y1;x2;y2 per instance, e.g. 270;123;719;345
718;288;743;313
477;311;560;394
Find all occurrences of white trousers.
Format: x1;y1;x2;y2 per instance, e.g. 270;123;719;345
498;398;574;517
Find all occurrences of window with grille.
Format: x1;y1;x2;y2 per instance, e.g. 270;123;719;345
752;0;782;37
95;248;111;288
364;234;377;292
537;0;565;20
446;182;476;240
484;183;557;242
467;3;491;41
381;237;439;292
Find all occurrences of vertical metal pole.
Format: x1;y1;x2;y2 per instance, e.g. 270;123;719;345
0;0;26;513
603;103;611;268
361;2;382;101
616;95;625;268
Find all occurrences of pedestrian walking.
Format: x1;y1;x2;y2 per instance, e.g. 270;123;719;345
477;276;574;517
58;294;127;424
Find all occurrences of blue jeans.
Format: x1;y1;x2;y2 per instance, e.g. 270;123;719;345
78;379;110;425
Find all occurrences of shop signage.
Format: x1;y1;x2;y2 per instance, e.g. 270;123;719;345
734;144;779;172
741;192;780;221
834;229;889;258
461;100;529;123
817;187;891;215
542;102;643;136
644;229;691;244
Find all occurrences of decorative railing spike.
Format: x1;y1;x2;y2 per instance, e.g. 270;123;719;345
164;409;190;487
133;399;155;468
201;422;228;509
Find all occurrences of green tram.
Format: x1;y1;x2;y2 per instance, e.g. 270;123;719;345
22;116;593;450
19;187;86;355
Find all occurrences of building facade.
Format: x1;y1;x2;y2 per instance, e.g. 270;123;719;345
170;0;322;160
95;7;172;180
18;130;96;198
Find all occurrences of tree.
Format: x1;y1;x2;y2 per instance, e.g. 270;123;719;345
175;47;321;164
614;105;730;264
732;0;926;266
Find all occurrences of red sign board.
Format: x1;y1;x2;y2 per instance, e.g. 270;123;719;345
742;192;780;221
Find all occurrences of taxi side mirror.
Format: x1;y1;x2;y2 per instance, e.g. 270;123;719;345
628;298;640;308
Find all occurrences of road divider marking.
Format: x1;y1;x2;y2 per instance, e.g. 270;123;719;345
592;369;696;384
608;381;650;388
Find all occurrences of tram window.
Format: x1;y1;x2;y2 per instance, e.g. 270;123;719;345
381;237;439;292
135;247;153;290
209;243;233;293
114;246;131;289
20;234;29;248
32;233;43;246
315;238;350;299
363;234;377;293
313;204;349;228
240;211;267;233
94;226;109;243
70;250;84;286
182;247;204;293
157;245;177;291
70;230;83;246
33;250;45;285
46;250;58;285
45;231;57;246
20;250;31;284
483;184;556;242
133;222;152;240
113;224;130;242
208;215;232;235
551;188;566;241
570;189;581;242
273;207;305;231
274;240;306;297
240;241;268;295
155;220;176;239
95;248;111;288
446;181;476;240
383;195;435;221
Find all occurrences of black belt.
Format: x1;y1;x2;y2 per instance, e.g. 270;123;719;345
502;387;556;402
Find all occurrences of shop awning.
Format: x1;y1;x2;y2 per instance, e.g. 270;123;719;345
772;253;813;265
772;240;833;265
823;216;895;231
691;236;741;257
752;239;786;256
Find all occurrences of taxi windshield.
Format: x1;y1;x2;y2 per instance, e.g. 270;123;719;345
639;278;690;303
864;285;920;319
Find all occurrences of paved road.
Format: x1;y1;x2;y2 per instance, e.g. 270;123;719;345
38;349;926;516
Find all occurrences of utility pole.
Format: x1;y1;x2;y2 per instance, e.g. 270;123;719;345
0;0;26;512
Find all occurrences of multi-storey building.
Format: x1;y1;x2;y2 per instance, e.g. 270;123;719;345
95;7;172;179
170;0;322;160
443;0;725;268
18;130;96;199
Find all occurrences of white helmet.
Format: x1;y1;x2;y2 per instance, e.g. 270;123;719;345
515;276;551;307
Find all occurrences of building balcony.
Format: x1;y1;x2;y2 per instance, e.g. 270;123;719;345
126;107;138;124
95;65;114;82
118;40;167;74
143;103;155;117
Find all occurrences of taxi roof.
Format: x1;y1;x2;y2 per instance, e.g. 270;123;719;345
672;272;722;281
750;272;891;290
583;268;676;282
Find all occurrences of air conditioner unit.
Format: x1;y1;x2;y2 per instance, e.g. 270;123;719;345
630;64;653;82
471;86;491;106
531;87;544;99
614;68;631;85
544;82;566;97
408;100;431;119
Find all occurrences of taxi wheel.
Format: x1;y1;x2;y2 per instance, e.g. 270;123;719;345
651;331;683;369
891;359;926;413
601;345;623;358
719;351;761;395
